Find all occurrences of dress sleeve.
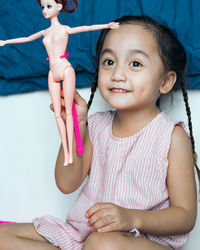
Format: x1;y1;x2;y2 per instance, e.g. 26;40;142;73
87;112;102;144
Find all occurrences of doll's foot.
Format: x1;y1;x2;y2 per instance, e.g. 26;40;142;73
68;155;73;165
64;157;69;166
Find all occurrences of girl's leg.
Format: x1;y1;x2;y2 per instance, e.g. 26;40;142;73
0;223;58;250
48;71;69;166
62;67;76;164
82;232;168;250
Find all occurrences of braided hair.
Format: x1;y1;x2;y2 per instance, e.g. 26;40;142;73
87;15;200;182
181;83;200;181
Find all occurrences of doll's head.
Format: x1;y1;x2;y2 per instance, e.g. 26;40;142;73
87;15;199;175
37;0;78;13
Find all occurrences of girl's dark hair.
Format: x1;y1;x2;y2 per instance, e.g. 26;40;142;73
36;0;78;13
87;15;200;181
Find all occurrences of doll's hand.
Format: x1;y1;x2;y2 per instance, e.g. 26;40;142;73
85;202;133;233
0;40;6;46
108;22;120;29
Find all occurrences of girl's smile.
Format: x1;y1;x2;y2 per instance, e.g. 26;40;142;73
98;24;165;112
109;87;131;94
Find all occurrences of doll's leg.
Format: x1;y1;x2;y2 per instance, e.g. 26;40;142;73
48;71;69;166
0;223;58;250
62;66;75;164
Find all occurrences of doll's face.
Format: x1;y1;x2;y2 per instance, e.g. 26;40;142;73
40;0;62;19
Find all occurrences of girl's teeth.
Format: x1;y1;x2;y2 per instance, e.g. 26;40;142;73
111;88;128;92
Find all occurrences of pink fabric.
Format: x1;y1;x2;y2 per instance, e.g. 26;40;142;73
0;221;15;224
33;111;188;249
46;50;69;61
72;101;84;155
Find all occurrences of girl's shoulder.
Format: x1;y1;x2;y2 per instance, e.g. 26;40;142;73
156;112;188;160
158;112;186;133
88;110;114;123
88;111;115;142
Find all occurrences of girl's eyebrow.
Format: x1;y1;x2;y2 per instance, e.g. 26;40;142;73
129;49;150;60
101;48;114;56
101;48;150;60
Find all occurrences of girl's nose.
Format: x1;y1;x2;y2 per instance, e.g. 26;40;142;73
111;66;127;82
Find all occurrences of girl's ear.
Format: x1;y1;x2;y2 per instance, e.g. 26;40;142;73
160;71;177;94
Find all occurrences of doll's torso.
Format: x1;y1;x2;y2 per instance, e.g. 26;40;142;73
43;25;71;81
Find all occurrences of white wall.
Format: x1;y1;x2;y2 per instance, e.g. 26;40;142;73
0;88;199;249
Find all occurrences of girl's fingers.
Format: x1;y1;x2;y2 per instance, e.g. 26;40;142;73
91;215;114;231
50;103;54;111
88;208;110;226
61;96;65;107
61;89;64;98
85;203;110;218
74;90;87;106
50;97;65;112
97;222;117;233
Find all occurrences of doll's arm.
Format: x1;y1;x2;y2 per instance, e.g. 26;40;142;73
0;30;43;46
67;22;119;34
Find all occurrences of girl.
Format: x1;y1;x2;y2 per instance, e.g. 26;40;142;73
0;0;119;166
0;15;199;250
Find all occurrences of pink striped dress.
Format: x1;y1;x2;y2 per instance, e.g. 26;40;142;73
33;111;188;249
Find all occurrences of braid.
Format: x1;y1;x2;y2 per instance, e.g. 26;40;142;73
87;73;98;111
181;83;200;183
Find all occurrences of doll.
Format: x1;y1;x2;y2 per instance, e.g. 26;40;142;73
0;0;119;166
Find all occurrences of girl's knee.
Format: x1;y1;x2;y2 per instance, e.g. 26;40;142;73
0;225;11;250
83;232;123;250
0;224;10;237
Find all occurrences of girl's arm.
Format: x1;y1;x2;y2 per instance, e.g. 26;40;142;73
54;91;93;194
129;126;197;235
67;22;119;35
0;30;43;46
86;126;197;236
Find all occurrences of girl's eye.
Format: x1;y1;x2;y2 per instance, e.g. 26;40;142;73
130;61;142;67
103;59;114;66
41;6;44;10
47;5;52;8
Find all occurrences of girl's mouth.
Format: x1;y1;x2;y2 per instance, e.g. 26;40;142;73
109;88;131;93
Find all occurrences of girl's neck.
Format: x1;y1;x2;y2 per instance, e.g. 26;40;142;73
113;107;161;138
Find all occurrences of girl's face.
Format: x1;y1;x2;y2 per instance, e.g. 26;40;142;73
98;24;167;112
40;0;62;19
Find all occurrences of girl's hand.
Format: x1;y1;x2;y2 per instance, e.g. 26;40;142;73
85;202;133;233
0;40;6;46
108;22;120;29
50;90;88;124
